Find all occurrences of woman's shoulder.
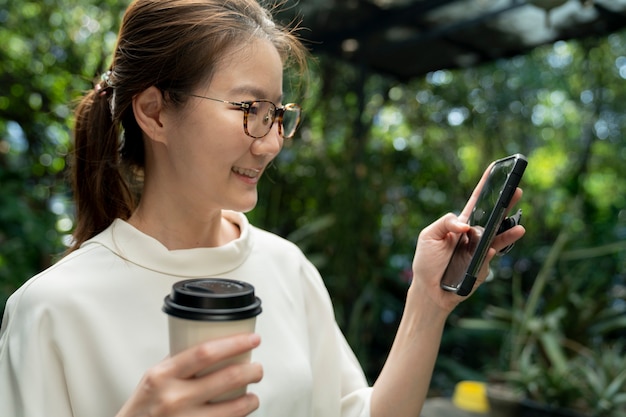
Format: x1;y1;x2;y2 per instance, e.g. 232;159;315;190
251;225;301;251
5;242;108;309
225;210;304;256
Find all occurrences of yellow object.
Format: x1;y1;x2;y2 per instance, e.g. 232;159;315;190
452;380;489;414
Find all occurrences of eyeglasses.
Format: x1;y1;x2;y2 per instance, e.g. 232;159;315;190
187;94;302;139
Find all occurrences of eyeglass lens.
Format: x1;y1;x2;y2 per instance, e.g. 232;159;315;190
247;101;299;139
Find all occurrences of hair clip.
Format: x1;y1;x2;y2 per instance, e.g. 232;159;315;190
95;84;107;97
95;70;113;97
101;70;112;86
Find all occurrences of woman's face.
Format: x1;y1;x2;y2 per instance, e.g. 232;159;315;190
159;37;286;214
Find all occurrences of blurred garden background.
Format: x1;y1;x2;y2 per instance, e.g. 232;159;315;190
1;0;625;414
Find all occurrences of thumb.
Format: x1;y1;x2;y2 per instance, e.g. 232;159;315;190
420;213;470;243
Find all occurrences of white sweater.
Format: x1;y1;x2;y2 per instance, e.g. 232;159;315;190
0;211;371;417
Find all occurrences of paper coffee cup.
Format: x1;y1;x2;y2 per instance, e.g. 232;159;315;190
163;278;262;401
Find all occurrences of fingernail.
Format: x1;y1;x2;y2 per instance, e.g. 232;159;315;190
249;333;261;345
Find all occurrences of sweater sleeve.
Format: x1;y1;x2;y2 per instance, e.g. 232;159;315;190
0;283;74;417
300;258;373;417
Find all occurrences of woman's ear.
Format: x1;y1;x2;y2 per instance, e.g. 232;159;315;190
133;86;166;143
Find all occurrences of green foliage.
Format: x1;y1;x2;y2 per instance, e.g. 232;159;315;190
1;1;625;404
574;343;626;416
0;0;129;314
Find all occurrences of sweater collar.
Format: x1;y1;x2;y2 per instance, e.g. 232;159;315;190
83;211;253;277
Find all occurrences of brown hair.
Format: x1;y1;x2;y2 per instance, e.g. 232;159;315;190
69;0;308;253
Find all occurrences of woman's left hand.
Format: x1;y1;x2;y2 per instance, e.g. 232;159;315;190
409;166;525;312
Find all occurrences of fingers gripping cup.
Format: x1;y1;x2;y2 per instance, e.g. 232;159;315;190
163;278;262;401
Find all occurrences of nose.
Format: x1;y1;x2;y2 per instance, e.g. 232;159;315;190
250;124;283;156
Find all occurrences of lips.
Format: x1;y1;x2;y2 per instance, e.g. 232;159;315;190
232;166;261;178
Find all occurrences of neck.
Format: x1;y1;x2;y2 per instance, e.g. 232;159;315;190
128;192;240;251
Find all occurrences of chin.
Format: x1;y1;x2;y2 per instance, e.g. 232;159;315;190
234;199;258;214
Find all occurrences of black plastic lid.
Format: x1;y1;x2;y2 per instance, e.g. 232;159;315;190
163;278;262;321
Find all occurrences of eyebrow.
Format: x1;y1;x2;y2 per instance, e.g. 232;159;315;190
230;85;283;103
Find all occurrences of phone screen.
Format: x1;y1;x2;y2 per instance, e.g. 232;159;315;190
440;154;527;296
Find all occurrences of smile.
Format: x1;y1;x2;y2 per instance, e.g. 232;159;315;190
232;166;261;178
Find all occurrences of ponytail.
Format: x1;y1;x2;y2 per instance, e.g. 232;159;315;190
68;82;136;253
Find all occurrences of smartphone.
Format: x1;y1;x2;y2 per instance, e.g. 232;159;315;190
440;153;527;296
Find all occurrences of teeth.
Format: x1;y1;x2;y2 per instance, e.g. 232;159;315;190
232;167;260;178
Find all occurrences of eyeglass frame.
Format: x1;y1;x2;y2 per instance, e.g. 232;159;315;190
184;93;302;139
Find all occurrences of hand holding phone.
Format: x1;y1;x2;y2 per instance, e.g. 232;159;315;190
440;154;527;296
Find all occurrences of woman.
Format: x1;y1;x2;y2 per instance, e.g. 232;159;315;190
0;0;525;416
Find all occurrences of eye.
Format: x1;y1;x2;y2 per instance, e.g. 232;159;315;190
248;101;275;125
247;101;264;116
